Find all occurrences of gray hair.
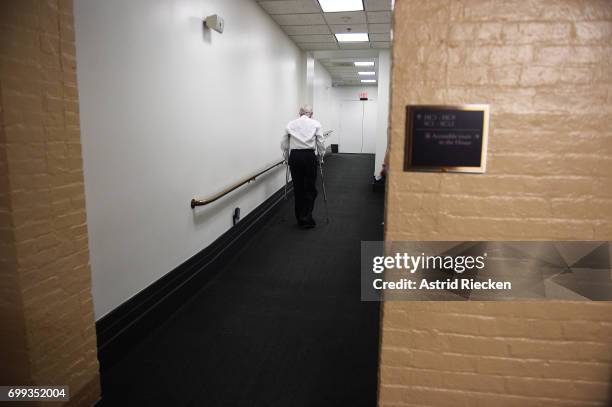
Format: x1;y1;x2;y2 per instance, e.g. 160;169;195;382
299;105;313;117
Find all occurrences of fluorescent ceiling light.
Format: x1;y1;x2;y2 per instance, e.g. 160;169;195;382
318;0;364;13
361;79;376;83
335;33;369;42
358;71;375;75
354;61;374;66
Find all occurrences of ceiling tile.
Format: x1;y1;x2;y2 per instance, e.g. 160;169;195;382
258;0;320;14
282;25;331;35
330;67;359;73
339;42;372;49
257;0;394;53
364;0;392;11
300;42;339;50
371;41;390;48
290;34;336;43
323;11;366;25
328;71;354;76
369;32;390;41
368;23;390;33
329;24;368;33
272;13;326;25
367;11;391;23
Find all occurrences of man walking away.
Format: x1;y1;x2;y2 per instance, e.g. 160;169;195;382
281;105;325;229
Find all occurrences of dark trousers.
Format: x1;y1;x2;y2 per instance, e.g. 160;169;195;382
289;149;318;224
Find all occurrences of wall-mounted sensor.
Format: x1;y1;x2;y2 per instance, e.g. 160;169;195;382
204;14;224;33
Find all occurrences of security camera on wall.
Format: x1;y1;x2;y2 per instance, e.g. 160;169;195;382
204;14;224;33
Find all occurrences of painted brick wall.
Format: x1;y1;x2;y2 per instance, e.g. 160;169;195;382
381;0;612;405
0;98;31;386
0;0;100;405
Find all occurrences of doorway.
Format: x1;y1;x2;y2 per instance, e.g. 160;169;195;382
338;99;378;154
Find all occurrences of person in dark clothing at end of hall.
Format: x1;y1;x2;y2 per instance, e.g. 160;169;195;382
281;105;326;229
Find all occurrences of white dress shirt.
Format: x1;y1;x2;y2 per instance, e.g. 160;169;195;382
280;115;326;160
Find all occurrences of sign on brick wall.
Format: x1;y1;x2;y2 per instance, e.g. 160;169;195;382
404;104;490;173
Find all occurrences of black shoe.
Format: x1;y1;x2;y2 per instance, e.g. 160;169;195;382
302;218;316;229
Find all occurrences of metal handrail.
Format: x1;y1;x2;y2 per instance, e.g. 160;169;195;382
191;160;285;208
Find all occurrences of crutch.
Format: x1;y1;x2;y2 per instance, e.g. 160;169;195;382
284;163;289;200
318;155;330;224
284;134;290;200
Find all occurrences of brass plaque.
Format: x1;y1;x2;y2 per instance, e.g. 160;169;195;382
404;104;490;173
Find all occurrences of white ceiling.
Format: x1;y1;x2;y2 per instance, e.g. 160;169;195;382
318;56;378;86
255;0;392;86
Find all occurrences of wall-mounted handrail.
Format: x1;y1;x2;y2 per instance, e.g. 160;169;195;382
191;160;285;209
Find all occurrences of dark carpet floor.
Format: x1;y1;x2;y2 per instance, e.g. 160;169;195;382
99;153;384;407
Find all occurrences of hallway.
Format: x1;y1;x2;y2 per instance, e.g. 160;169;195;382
3;1;612;405
99;154;384;406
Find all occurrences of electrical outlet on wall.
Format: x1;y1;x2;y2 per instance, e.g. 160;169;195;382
233;208;240;225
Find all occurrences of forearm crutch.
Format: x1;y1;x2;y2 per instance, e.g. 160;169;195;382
318;157;329;224
284;134;290;200
284;161;289;200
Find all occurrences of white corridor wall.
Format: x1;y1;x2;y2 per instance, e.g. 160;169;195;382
312;60;339;146
334;86;378;154
75;0;305;319
338;100;378;154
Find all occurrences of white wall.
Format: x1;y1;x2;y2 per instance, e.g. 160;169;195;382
332;86;377;153
312;60;338;145
75;0;305;319
304;52;315;106
312;80;384;153
333;85;377;102
375;49;391;176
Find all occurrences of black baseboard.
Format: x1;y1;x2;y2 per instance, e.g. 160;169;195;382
95;182;293;371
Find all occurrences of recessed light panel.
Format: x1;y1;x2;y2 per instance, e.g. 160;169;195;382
354;61;374;66
318;0;364;13
358;71;375;75
335;33;369;42
361;79;376;83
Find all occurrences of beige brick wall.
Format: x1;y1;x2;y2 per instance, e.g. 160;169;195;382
381;0;612;405
0;91;32;387
0;0;100;405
